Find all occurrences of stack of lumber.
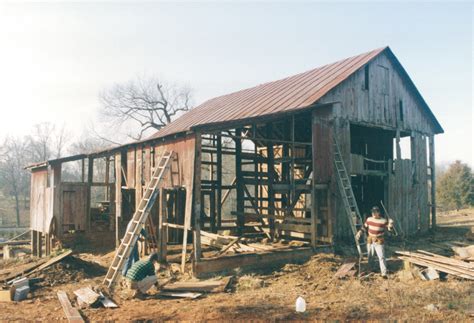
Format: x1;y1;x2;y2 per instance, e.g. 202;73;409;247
200;231;269;254
396;250;474;280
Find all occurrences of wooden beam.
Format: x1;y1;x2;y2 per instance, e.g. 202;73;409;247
216;135;222;230
114;153;122;248
57;291;84;323
192;133;203;262
235;128;244;236
429;135;436;228
194;247;321;278
266;123;276;240
159;188;168;263
86;157;93;232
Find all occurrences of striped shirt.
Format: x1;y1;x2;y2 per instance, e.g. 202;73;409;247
126;260;155;282
364;216;388;237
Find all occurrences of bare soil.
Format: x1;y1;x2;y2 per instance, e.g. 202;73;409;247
1;210;473;321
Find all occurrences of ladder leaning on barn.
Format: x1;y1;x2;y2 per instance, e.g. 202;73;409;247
103;150;177;289
333;137;367;258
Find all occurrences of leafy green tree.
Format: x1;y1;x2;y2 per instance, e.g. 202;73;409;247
436;160;473;211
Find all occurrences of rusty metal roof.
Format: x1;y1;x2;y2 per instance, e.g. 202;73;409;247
152;47;386;138
152;46;443;138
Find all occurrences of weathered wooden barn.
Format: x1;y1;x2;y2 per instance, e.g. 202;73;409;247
27;46;443;276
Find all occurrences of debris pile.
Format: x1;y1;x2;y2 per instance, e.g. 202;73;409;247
396;250;474;280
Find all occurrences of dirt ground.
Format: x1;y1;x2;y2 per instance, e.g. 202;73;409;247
1;210;473;321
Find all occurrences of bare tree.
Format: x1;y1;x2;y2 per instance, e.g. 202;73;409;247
0;137;31;226
27;122;70;162
99;76;192;140
0;123;70;227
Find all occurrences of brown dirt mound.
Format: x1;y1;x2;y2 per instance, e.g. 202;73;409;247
35;256;106;287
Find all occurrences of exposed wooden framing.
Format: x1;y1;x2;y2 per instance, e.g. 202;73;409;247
429;135;436;228
235;128;244;235
105;156;110;200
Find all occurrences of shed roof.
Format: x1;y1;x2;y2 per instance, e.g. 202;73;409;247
151;46;442;139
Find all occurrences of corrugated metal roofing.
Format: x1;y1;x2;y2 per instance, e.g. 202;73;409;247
152;47;386;139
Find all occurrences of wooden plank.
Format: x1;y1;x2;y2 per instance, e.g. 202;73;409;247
235;128;244;235
114;152;122;248
275;222;312;234
24;250;73;279
216;135;222;229
159;188;168;263
157;292;202;299
57;291;84;323
193;247;321;277
127;148;136;189
161;277;231;293
73;287;100;306
429;135;436;228
334;262;356;278
192;133;203;263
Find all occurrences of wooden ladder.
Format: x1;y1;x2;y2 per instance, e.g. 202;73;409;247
333;138;367;258
103;150;176;289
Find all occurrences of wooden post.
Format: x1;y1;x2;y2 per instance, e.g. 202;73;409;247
192;134;203;262
36;231;43;258
86;157;93;232
216;134;222;230
235;128;245;236
429;135;436;228
159;188;168;263
395;129;401;160
266;123;276;240
31;230;37;257
114;152;122;248
45;233;51;256
105;156;110;200
81;159;85;183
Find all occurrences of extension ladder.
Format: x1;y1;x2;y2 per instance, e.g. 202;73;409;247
333;138;367;258
103;150;176;289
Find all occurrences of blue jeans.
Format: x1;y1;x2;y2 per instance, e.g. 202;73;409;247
367;242;387;276
122;243;139;276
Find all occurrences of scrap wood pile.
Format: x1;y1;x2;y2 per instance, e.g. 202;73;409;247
201;231;275;255
0;250;74;302
200;231;306;256
396;249;474;280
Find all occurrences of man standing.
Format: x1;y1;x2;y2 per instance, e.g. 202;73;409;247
361;206;394;278
125;253;159;297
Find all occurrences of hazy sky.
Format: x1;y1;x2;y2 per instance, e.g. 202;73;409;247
0;1;472;165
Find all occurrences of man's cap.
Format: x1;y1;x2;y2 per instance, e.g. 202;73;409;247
371;206;380;213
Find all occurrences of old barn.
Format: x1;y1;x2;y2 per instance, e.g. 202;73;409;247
27;46;443;277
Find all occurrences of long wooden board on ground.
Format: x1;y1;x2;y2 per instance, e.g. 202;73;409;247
334;262;356;279
0;259;48;283
161;276;232;293
157;291;202;299
397;250;474;280
24;250;73;279
57;291;84;323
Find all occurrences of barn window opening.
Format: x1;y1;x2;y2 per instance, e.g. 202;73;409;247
399;100;404;121
364;65;369;90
